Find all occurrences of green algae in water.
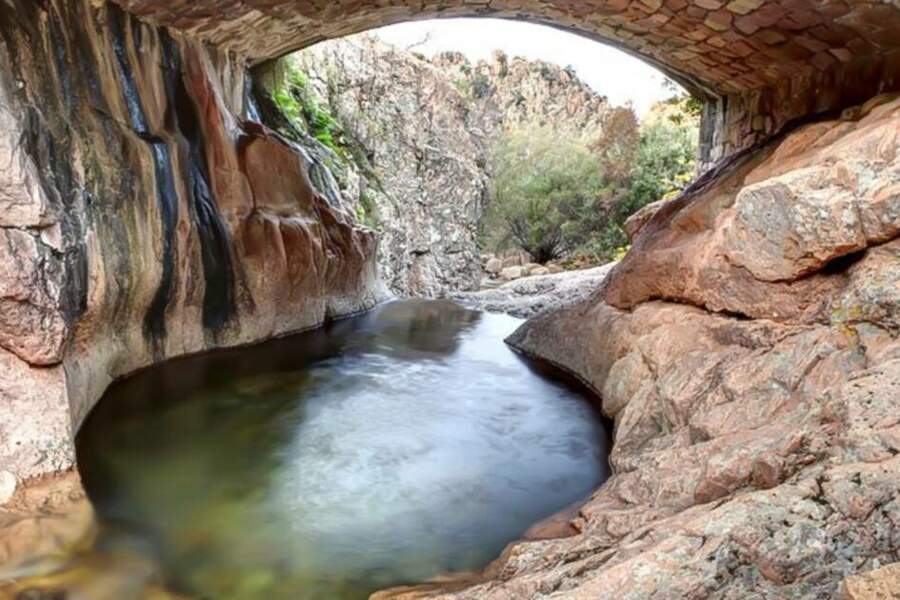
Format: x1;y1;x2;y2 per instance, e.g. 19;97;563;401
71;300;608;600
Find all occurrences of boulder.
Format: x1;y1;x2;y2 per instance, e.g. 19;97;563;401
547;263;564;274
501;255;523;269
500;266;525;281
603;94;900;324
484;257;503;275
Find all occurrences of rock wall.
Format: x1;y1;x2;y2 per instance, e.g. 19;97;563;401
0;0;384;483
2;1;900;596
289;36;614;296
291;38;489;297
387;94;900;599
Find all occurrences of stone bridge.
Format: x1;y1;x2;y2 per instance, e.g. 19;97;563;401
113;0;900;166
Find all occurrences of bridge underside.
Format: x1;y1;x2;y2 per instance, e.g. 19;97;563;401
113;0;900;165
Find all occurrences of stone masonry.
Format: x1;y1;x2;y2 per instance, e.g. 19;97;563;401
111;0;900;166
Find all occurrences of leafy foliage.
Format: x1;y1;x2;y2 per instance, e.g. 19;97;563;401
483;126;609;263
271;62;344;155
484;95;700;264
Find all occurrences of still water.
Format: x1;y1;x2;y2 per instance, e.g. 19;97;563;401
72;300;608;599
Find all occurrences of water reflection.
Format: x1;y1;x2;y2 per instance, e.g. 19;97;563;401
55;300;608;600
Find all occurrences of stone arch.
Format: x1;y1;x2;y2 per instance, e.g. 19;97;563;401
113;0;900;166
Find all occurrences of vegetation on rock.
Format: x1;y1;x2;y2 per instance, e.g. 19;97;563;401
270;61;345;156
267;38;699;277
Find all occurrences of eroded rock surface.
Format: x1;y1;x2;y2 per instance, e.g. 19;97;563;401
381;95;900;599
843;562;900;599
452;265;615;319
605;94;900;324
0;0;384;486
289;36;613;297
2;0;900;597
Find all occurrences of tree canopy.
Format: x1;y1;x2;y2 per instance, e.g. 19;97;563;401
483;95;700;265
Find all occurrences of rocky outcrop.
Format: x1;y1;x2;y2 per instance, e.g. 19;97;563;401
0;471;92;580
452;265;615;319
377;94;900;598
292;37;489;297
0;0;384;485
288;36;614;297
3;1;900;598
433;49;611;139
604;92;900;325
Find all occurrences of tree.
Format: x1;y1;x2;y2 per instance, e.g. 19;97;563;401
618;100;699;219
483;125;608;263
483;97;700;266
590;106;639;185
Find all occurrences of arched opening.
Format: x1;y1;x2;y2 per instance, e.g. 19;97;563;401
248;18;702;298
113;0;900;167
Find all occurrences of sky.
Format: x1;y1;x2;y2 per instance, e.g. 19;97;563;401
373;18;678;117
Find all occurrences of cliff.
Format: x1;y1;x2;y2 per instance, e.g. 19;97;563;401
282;36;614;296
2;2;900;598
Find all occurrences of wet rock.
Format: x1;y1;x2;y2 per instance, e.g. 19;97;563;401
0;229;67;366
0;1;385;485
0;471;93;571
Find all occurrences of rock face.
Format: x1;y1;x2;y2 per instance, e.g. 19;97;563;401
289;36;613;297
378;94;900;599
292;37;488;297
453;264;615;319
433;49;611;138
843;563;900;599
0;0;384;484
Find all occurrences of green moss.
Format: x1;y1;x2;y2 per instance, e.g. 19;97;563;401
355;188;381;230
270;60;345;157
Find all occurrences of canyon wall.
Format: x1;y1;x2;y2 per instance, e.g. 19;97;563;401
2;0;900;597
0;0;384;484
281;36;615;296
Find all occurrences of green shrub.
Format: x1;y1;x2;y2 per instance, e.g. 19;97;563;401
484;96;699;265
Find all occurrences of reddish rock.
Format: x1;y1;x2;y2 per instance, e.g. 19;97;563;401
843;562;900;599
379;94;900;600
